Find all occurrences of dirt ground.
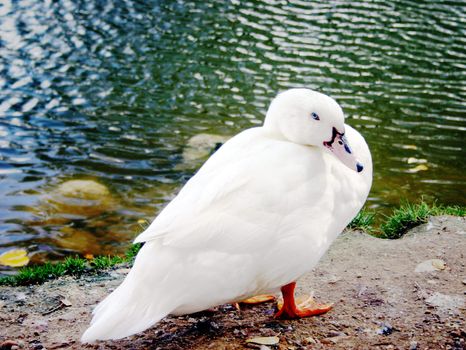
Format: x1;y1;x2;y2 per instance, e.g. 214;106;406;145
1;215;465;350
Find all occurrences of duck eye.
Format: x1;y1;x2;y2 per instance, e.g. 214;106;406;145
311;112;320;121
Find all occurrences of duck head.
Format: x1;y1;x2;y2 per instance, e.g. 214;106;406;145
263;88;364;173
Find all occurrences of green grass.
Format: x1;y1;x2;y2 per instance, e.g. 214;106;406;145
348;209;375;232
0;201;464;287
379;201;465;239
90;255;125;270
125;242;142;262
0;257;88;286
0;243;143;287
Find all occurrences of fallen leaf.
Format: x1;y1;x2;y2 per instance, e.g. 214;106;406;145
246;336;279;346
0;248;30;267
431;259;446;270
84;253;94;260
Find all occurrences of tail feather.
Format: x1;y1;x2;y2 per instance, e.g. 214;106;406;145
81;243;179;342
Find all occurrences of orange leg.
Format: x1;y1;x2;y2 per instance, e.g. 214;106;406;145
274;282;332;319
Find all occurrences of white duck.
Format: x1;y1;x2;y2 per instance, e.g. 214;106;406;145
81;88;372;342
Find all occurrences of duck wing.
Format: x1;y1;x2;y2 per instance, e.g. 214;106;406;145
134;128;332;252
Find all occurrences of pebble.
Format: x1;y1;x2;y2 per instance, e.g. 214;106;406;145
376;322;393;335
327;330;346;337
303;336;317;344
414;259;446;273
321;336;342;344
409;340;418;350
245;336;280;346
15;293;27;301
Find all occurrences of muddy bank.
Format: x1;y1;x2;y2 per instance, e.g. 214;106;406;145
1;215;465;349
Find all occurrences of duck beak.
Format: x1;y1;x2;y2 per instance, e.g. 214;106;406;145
323;127;364;173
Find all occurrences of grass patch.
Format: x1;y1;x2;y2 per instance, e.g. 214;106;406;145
125;243;142;262
380;201;432;239
380;201;465;239
90;255;125;270
0;243;143;287
348;209;375;232
0;256;88;286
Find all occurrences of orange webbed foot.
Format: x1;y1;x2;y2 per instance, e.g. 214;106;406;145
274;282;333;319
234;294;276;311
240;294;276;305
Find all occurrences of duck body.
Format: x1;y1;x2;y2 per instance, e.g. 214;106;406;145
82;89;372;342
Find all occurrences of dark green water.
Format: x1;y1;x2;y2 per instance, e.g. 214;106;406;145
0;0;465;263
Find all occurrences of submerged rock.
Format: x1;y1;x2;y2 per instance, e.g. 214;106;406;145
56;180;110;200
178;133;230;169
46;179;115;217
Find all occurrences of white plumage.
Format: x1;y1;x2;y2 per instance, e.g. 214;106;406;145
81;88;372;342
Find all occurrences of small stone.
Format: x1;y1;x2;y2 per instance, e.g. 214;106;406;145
15;293;27;301
409;340;418;350
60;298;72;307
432;259;446;270
462;279;466;286
376;323;393;335
246;336;280;346
327;331;346;337
321;337;341;344
415;259;446;273
304;336;317;344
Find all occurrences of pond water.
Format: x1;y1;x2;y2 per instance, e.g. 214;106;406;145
0;0;465;264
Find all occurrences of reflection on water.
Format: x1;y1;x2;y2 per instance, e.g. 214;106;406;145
0;0;465;263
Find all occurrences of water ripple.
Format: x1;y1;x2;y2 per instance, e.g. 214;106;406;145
0;0;464;261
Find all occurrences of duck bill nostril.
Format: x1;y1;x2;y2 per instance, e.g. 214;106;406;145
323;130;363;173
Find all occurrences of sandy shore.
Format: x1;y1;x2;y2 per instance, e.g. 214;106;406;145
1;215;465;349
